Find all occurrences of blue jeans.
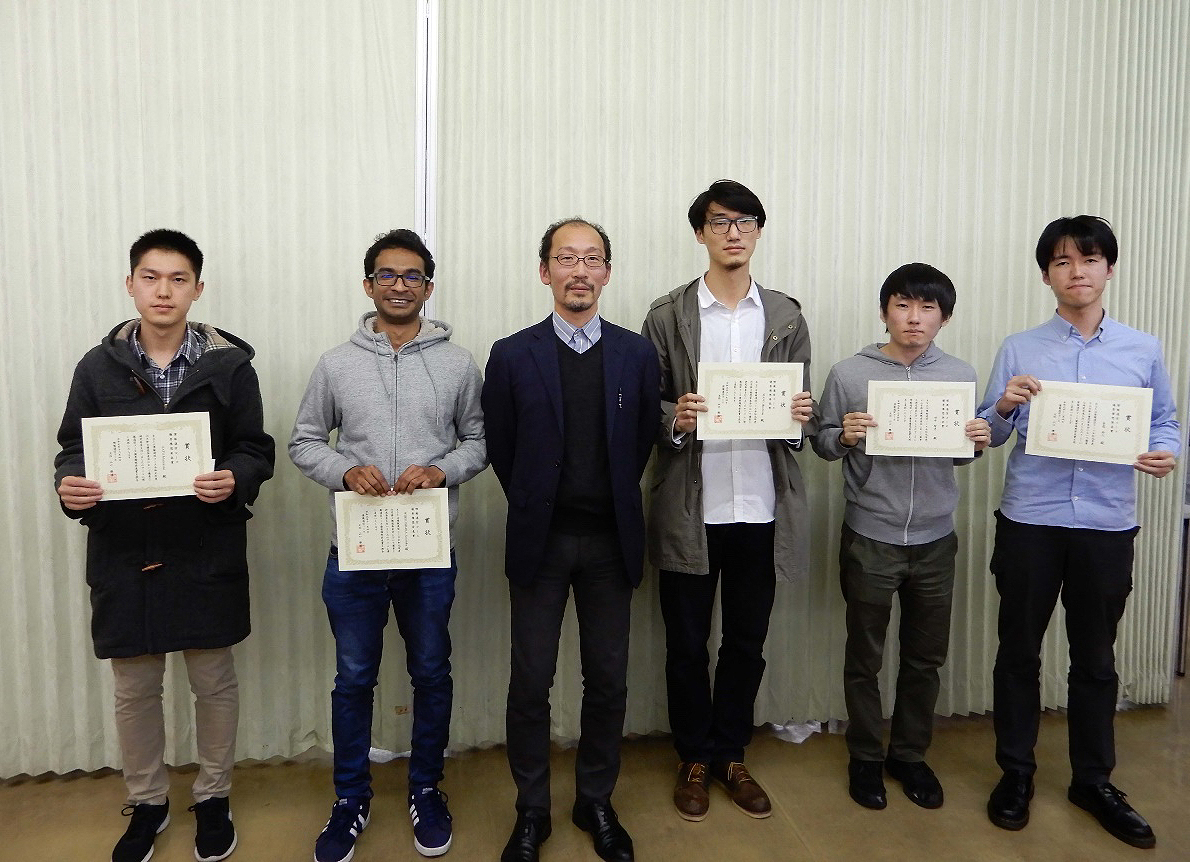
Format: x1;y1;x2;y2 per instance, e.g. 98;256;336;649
322;547;457;797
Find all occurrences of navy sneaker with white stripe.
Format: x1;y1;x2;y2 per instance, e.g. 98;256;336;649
409;786;452;856
314;797;370;862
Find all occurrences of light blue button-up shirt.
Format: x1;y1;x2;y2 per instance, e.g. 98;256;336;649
552;312;602;353
977;313;1180;531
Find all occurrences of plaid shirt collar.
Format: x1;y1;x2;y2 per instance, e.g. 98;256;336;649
130;324;205;405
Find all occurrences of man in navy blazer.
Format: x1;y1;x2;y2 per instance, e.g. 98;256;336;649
482;217;659;862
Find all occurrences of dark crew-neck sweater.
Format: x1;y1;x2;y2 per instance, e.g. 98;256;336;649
552;339;616;535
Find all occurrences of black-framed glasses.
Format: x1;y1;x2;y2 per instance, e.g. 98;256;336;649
551;254;608;270
706;216;759;234
369;269;428;288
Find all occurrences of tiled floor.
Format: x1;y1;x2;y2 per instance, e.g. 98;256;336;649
4;677;1187;861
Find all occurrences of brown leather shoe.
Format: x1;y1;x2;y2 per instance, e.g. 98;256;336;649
673;762;710;821
710;761;772;818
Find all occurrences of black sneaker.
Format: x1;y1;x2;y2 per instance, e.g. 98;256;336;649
112;800;170;862
189;796;237;861
315;797;371;862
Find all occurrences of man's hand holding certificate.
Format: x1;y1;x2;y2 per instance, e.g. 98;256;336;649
76;411;218;502
996;375;1174;475
860;381;986;458
335;488;451;571
690;362;810;440
1022;379;1169;470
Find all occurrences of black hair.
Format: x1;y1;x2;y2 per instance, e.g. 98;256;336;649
686;179;767;231
879;263;956;320
537;218;611;265
1034;215;1118;271
364;229;435;280
129;229;203;279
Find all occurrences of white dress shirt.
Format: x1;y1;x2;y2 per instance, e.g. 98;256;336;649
697;277;776;524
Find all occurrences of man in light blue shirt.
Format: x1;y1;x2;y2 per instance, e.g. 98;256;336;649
978;216;1178;849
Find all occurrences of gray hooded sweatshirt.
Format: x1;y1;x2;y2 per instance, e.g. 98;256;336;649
811;342;977;546
289;312;487;546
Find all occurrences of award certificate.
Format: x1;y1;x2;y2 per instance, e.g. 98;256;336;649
864;381;976;458
82;411;213;500
335;488;451;571
1024;380;1152;465
696;362;804;440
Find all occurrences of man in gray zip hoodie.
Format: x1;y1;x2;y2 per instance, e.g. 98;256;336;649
812;263;989;813
290;229;487;862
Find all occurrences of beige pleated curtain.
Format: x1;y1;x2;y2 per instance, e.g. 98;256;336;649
1;0;1187;777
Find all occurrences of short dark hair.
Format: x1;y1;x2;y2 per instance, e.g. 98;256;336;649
687;179;767;231
538;217;611;266
879;263;956;320
364;229;435;280
129;229;203;279
1035;215;1118;271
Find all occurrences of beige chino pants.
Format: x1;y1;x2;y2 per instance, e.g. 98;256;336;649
110;647;238;805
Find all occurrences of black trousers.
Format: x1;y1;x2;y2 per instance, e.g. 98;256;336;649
990;511;1137;785
506;530;632;810
659;522;776;764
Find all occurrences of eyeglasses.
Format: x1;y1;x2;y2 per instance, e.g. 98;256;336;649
369;269;428;288
550;254;608;270
705;216;759;234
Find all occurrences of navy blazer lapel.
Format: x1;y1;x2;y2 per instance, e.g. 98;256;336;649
528;318;565;434
601;324;626;442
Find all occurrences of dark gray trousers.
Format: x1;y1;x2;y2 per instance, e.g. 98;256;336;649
839;524;957;762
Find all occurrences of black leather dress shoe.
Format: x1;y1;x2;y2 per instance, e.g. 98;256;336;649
501;808;552;862
987;771;1034;830
571;801;633;862
885;758;944;809
1068;782;1156;849
847;759;887;810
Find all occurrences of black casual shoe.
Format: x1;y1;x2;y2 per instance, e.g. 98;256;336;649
1068;782;1156;849
500;808;551;862
847;759;887;810
314;797;371;862
987;771;1034;830
189;796;237;862
572;801;633;862
885;758;944;809
112;800;170;862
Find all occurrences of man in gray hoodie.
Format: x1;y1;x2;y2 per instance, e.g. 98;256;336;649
290;229;487;862
812;263;989;813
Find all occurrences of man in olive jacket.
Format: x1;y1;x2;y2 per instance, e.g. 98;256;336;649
55;229;274;862
642;180;814;825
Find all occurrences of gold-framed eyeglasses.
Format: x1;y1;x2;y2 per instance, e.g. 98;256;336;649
706;216;759;234
551;254;608;270
369;269;428;288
